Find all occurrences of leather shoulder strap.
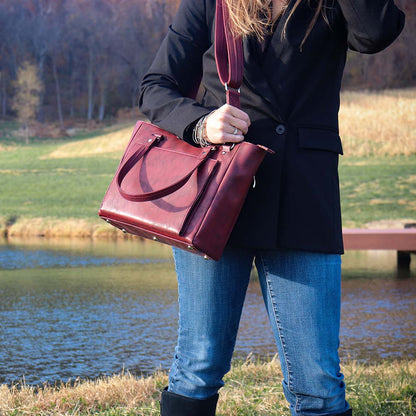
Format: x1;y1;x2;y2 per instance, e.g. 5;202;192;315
215;0;244;108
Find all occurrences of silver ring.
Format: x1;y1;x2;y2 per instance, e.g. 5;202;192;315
232;127;238;135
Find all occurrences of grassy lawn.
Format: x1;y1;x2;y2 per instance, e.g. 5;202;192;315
0;138;414;235
0;123;134;237
0;359;415;415
0;89;415;236
0;146;118;219
339;156;416;227
0;145;414;226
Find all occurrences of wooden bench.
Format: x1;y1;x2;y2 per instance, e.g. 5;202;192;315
343;228;416;271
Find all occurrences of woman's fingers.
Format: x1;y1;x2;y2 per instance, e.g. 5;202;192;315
221;105;251;134
216;131;245;143
205;104;251;144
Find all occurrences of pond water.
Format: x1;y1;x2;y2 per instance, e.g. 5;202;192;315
0;238;415;386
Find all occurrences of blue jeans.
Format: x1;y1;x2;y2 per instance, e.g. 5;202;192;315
169;246;350;416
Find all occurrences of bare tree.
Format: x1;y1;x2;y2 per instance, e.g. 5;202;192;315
343;0;414;89
0;0;412;127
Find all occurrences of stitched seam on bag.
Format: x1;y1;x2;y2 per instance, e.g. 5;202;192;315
191;145;241;252
121;122;145;164
180;161;219;236
147;146;203;158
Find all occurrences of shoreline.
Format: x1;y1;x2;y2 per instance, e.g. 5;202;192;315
0;217;134;240
1;216;415;241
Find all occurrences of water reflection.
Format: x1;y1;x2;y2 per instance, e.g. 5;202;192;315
341;277;416;360
0;247;170;269
0;261;179;386
0;239;415;386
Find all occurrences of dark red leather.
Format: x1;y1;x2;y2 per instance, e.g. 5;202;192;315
215;0;244;107
98;1;271;260
117;138;212;202
99;121;269;260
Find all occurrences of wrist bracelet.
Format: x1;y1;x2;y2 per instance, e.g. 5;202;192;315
193;112;214;147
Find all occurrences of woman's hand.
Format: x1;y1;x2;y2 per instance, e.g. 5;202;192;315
205;104;251;144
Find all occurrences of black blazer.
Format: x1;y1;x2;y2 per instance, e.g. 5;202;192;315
139;0;405;254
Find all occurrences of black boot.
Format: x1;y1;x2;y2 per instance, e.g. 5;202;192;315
160;388;218;416
334;410;352;416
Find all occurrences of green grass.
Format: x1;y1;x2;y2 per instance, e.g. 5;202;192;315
0;121;20;140
0;122;415;236
0;148;118;220
339;156;416;227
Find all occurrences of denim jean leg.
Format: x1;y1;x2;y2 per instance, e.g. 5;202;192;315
169;246;254;399
255;250;350;415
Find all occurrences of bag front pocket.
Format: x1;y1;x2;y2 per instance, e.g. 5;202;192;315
116;146;218;236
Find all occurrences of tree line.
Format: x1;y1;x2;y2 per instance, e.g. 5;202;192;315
0;0;414;128
0;0;179;127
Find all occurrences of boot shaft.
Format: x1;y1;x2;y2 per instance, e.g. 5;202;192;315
160;388;218;416
336;410;352;416
160;387;351;416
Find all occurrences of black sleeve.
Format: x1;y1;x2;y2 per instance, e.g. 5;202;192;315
139;0;216;141
337;0;405;53
183;118;199;142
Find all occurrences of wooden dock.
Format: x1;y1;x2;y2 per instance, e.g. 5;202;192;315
343;228;416;271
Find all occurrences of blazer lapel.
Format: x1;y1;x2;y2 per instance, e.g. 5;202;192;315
242;38;282;119
242;1;297;121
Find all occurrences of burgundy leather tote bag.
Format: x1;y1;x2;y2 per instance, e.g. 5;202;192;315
98;0;272;260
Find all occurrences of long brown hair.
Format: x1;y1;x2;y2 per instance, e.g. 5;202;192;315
224;0;328;47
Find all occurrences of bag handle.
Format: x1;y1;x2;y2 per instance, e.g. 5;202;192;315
117;136;213;202
215;0;244;108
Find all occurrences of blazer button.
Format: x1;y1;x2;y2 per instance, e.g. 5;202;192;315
275;124;286;135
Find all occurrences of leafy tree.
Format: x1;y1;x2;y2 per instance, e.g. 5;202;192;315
12;61;44;143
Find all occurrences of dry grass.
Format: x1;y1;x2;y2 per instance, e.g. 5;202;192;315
219;356;288;415
43;125;135;160
5;217;124;239
0;359;415;415
38;89;416;159
344;360;416;416
339;88;416;156
0;359;287;416
0;217;6;237
3;217;149;240
0;144;17;152
0;371;165;416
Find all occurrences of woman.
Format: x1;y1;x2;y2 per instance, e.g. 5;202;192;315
139;0;405;414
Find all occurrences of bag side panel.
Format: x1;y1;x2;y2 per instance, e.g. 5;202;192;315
192;143;267;260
